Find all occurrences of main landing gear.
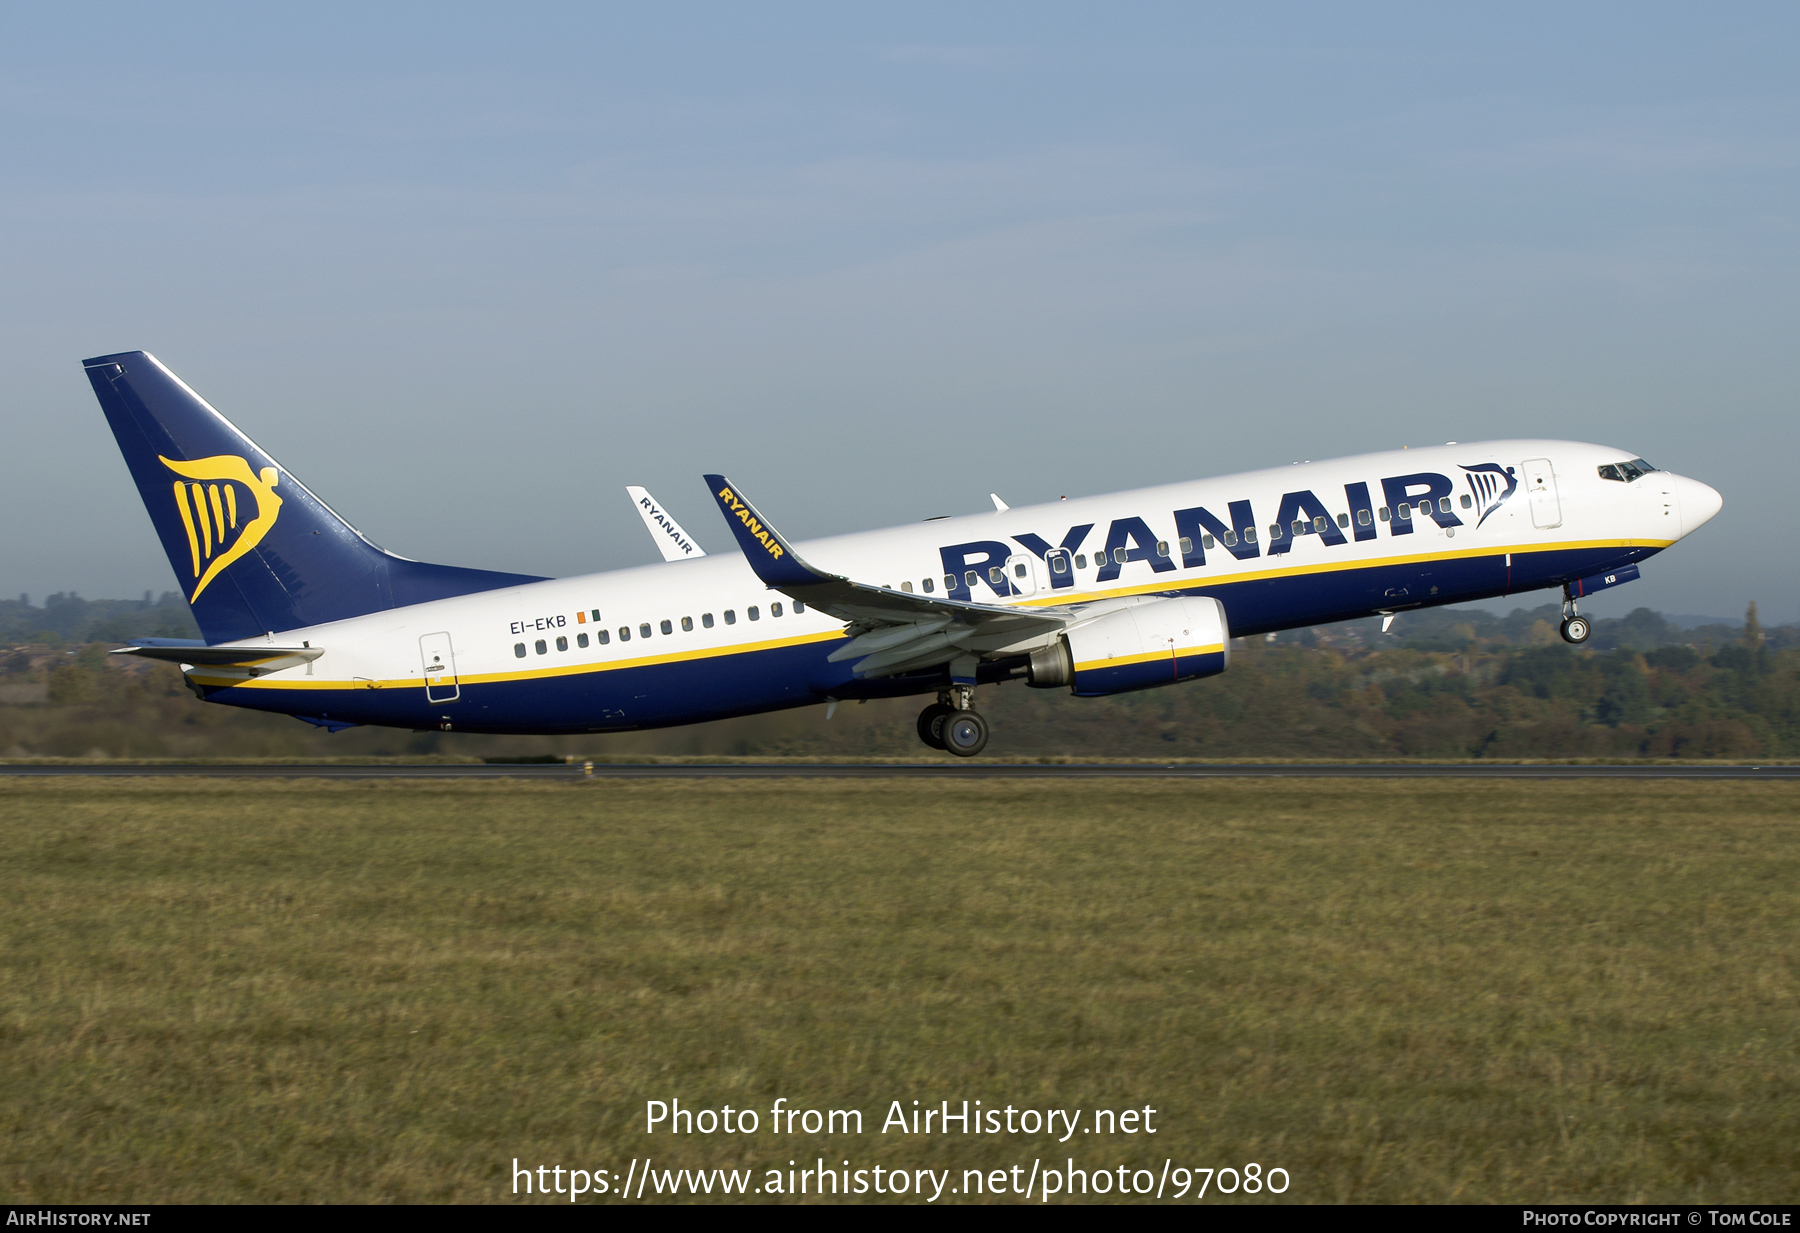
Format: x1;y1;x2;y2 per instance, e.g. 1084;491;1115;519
917;685;989;758
1560;598;1591;645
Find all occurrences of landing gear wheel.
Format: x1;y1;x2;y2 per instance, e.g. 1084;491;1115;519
942;710;990;758
916;703;953;750
1560;616;1591;644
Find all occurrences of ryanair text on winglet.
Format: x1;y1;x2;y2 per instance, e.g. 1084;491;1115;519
717;486;785;562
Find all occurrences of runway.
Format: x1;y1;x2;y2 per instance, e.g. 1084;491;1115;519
2;762;1795;780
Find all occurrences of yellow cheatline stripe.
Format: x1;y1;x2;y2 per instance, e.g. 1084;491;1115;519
189;628;849;691
1017;537;1670;609
187;537;1664;689
1074;642;1223;672
172;481;200;577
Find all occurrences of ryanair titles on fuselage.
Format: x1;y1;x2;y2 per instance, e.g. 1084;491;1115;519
936;463;1518;602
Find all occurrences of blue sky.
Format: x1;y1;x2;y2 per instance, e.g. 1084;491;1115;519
3;4;1795;621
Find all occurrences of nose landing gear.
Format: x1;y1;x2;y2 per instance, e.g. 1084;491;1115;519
1560;593;1591;645
917;685;989;757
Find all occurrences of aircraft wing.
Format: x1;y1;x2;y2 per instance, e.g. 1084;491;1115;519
626;486;707;561
703;474;1073;678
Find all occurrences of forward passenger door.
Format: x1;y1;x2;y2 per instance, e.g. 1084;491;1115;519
1523;458;1562;530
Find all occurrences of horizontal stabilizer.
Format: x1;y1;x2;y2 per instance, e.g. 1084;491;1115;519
113;641;323;678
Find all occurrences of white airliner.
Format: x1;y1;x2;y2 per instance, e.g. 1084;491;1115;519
86;351;1722;757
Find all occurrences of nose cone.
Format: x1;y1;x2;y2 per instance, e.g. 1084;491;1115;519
1674;474;1723;537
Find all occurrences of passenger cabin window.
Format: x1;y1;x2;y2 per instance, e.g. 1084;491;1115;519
660;619;672;635
1460;494;1473;509
1358;509;1372;525
1051;555;1068;574
1243;528;1257;544
945;574;958;591
748;606;760;621
1178;537;1193;554
1155;540;1170;558
618;627;630;641
1378;507;1390;521
1013;562;1027;577
1075;554;1087;569
1270;524;1283;540
1221;532;1235;547
1397;503;1412;520
1201;534;1215;550
556;635;568;652
1317;516;1329;532
577;632;589;648
901;581;913;592
514;643;526;658
795;600;805;612
702;613;714;628
681;616;693;632
1337;513;1349;528
640;623;653;639
535;639;547;655
1113;547;1128;564
1438;497;1451;513
1292;520;1305;536
724;610;736;625
965;571;979;588
597;629;610;645
772;602;783;617
922;578;935;593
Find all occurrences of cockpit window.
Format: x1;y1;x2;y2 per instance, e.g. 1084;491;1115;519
1598;458;1658;483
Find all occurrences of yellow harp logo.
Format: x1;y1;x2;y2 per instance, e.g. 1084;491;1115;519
159;454;283;604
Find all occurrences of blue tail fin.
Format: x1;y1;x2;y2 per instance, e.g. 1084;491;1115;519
84;351;546;643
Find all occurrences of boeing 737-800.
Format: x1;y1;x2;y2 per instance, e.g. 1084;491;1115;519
85;351;1723;756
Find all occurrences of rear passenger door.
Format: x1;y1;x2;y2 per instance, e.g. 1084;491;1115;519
420;631;460;703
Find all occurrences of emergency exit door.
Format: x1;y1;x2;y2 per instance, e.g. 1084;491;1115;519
420;631;460;703
1004;552;1041;596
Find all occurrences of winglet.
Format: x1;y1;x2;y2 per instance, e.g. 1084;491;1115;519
703;474;830;588
626;485;707;560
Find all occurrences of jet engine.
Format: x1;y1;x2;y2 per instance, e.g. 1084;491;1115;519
1026;595;1230;697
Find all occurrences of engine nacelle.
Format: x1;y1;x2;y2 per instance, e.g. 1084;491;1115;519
1040;595;1230;697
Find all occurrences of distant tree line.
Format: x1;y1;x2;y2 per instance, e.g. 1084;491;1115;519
1;592;198;646
1;595;1793;760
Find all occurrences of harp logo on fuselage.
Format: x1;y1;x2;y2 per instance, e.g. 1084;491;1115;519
160;454;283;603
1460;463;1518;529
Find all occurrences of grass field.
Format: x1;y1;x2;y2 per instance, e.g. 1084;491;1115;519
1;778;1795;1204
